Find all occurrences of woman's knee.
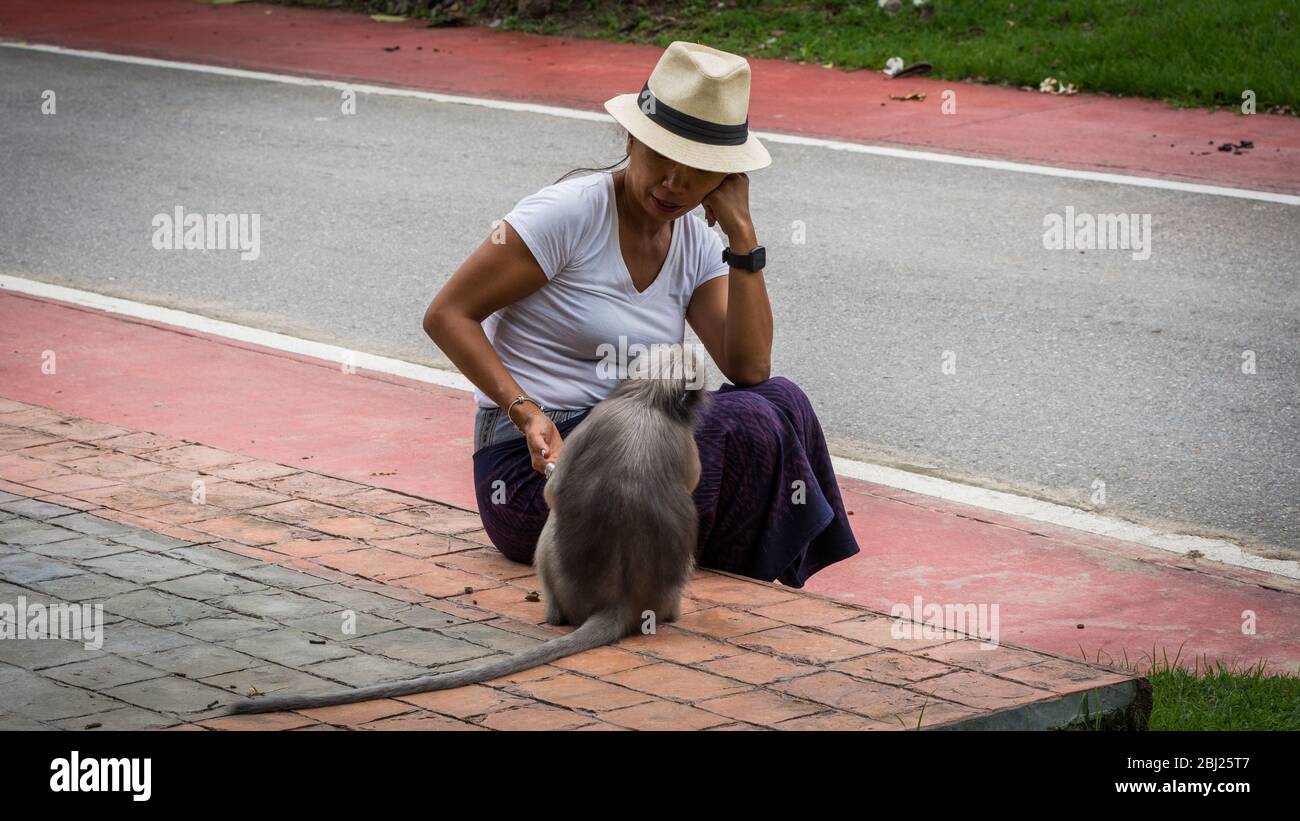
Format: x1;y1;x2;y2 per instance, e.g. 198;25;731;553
764;374;802;396
473;480;544;565
490;535;536;565
697;390;786;456
706;389;785;429
479;511;538;564
753;375;814;418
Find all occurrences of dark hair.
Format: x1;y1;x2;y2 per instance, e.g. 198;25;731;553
552;128;632;186
552;155;627;186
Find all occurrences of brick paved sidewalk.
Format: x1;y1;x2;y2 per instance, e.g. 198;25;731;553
0;398;1148;730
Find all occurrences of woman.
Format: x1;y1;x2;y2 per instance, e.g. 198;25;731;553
423;41;858;587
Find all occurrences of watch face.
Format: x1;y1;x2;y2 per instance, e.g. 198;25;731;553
752;246;766;271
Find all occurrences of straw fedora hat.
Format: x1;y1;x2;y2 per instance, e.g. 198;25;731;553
604;41;771;175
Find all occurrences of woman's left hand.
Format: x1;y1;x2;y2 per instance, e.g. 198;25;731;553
702;173;754;241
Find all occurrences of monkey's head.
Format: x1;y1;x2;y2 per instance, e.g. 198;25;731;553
617;343;710;426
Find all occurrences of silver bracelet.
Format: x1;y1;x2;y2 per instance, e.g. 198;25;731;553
506;394;545;429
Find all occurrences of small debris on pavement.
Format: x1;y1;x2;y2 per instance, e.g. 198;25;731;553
383;45;400;52
1216;140;1254;154
883;57;933;79
1039;77;1079;96
524;590;540;602
464;586;474;594
888;92;927;102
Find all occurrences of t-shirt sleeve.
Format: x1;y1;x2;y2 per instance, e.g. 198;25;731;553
694;223;731;292
500;184;583;281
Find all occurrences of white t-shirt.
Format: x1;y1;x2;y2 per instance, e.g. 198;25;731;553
474;171;730;409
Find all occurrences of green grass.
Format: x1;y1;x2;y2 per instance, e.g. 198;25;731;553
286;0;1300;113
1082;643;1300;730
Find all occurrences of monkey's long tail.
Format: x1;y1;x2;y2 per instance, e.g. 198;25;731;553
223;609;627;715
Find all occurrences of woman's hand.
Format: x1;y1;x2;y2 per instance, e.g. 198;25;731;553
701;172;754;242
521;411;564;476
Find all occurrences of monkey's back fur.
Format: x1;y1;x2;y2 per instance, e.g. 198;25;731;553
225;346;709;715
535;346;707;634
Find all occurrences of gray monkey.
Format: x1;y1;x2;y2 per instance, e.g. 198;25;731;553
225;344;710;715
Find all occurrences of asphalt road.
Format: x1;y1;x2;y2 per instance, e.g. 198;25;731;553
2;48;1297;558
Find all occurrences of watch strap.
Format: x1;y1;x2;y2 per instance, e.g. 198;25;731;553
723;245;764;272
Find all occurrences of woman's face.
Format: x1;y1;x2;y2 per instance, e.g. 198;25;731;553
624;135;727;222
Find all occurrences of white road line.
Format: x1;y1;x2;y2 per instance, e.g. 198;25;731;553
4;274;1296;581
0;274;476;393
4;40;1299;207
832;459;1299;580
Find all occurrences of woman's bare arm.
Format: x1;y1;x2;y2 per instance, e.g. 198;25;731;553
691;175;773;386
422;219;560;470
685;224;773;386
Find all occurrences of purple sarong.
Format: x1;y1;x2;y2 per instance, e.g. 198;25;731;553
471;376;859;588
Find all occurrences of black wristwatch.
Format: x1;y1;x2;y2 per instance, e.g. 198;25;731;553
722;244;766;272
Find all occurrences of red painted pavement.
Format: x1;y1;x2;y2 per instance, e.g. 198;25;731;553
1;0;1298;194
3;290;1297;675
